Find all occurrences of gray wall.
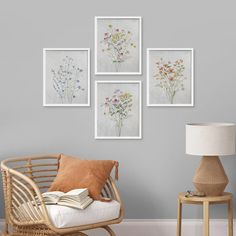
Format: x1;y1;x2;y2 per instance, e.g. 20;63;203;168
1;0;236;219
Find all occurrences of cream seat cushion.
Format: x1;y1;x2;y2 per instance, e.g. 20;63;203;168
46;200;121;228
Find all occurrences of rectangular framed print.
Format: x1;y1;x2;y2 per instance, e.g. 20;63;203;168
95;81;142;139
43;48;90;106
147;48;194;106
95;16;142;75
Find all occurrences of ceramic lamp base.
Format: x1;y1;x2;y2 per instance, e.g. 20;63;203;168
193;156;228;196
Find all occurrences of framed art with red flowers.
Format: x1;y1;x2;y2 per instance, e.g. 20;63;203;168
147;48;194;107
95;16;142;75
95;81;142;139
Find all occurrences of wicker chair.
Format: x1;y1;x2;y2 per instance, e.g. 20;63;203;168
1;155;124;236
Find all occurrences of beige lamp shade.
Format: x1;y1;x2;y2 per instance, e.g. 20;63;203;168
186;123;236;156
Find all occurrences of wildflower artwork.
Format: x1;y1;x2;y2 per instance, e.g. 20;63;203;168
100;25;136;72
95;17;142;74
95;81;142;139
43;49;90;106
147;49;194;106
103;90;133;136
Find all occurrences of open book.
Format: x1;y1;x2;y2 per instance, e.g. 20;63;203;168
41;188;93;210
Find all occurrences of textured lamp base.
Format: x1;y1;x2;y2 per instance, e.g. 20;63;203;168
193;156;228;196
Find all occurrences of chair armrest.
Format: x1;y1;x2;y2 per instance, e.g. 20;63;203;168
2;167;51;227
108;177;124;220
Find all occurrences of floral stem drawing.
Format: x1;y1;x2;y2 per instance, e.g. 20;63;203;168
51;56;84;104
100;24;136;72
153;58;187;104
102;89;133;136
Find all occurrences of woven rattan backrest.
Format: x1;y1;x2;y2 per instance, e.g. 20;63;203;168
3;155;60;192
1;155;60;225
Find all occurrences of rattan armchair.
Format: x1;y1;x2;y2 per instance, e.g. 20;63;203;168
1;155;124;236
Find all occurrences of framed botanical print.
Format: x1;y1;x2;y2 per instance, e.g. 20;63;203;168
43;48;90;106
95;16;142;75
147;48;194;106
95;81;142;139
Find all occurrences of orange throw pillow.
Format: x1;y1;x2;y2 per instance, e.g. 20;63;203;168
49;154;119;200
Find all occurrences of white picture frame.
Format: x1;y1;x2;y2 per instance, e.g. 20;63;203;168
147;48;194;107
95;81;142;139
43;48;90;107
95;16;142;75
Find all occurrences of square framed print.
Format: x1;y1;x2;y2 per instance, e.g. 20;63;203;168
95;16;142;75
147;48;194;106
43;48;90;106
95;81;142;139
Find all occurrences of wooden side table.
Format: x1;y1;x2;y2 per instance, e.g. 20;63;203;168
177;192;233;236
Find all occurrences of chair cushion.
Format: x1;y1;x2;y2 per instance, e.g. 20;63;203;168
49;154;119;200
46;200;121;228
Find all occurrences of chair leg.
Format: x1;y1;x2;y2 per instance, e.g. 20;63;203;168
102;226;116;236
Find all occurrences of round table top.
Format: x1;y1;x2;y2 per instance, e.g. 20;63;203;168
178;192;232;202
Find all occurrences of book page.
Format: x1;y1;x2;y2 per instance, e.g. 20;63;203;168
58;197;93;210
65;188;87;196
42;191;64;203
42;191;64;197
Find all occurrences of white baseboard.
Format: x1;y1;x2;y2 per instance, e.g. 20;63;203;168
0;219;235;236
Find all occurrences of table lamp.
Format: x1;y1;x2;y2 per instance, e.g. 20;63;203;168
186;123;236;196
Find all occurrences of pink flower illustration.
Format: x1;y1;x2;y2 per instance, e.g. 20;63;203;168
102;90;133;136
100;24;136;72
